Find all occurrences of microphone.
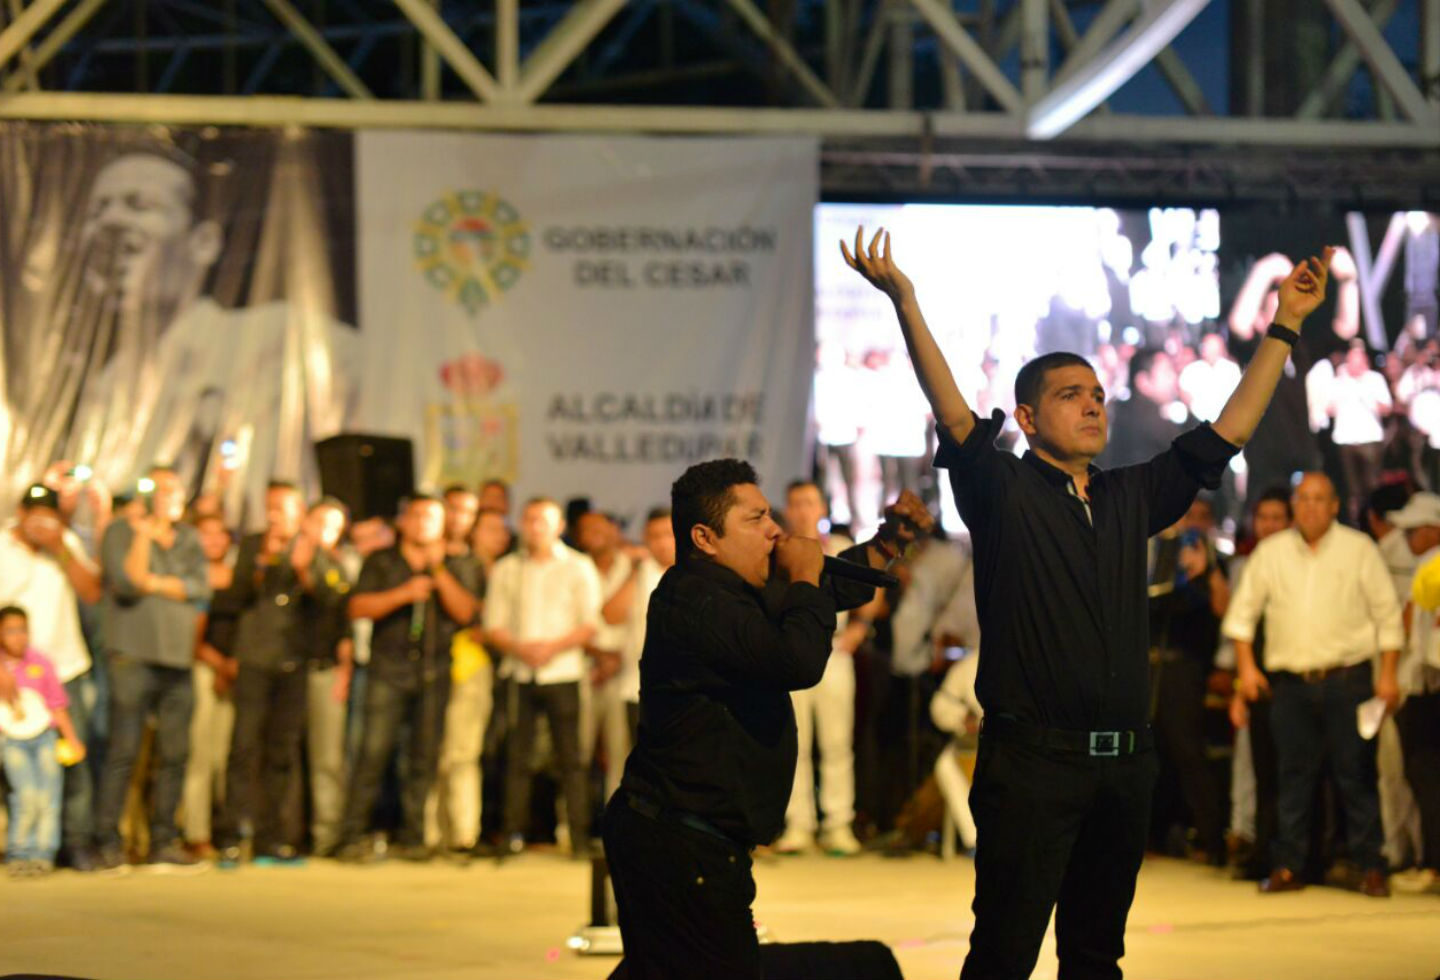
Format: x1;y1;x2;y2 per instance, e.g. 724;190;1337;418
823;555;900;589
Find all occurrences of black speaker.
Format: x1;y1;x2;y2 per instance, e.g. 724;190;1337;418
315;433;415;522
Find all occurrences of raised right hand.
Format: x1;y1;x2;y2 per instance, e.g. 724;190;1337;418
841;227;915;303
774;533;824;586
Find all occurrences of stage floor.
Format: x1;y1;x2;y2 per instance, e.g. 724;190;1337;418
7;850;1438;979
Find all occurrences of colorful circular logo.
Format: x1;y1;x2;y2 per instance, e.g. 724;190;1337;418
414;191;530;315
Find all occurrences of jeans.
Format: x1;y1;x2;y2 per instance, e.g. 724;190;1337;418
217;664;307;852
60;671;98;853
1269;663;1384;873
94;654;194;852
5;729;63;863
340;674;450;848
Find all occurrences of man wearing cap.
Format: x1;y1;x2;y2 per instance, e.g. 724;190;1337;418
0;484;104;870
1223;471;1403;897
1390;493;1440;893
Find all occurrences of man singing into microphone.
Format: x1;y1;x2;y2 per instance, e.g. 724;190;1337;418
604;460;929;978
843;228;1331;979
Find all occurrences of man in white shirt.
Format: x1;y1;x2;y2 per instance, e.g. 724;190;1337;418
576;510;635;803
597;507;676;778
1326;344;1394;524
0;484;103;870
774;481;877;857
484;497;602;856
1179;333;1243;424
1223;472;1403;897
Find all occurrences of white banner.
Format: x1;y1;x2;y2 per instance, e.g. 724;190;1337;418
354;133;818;525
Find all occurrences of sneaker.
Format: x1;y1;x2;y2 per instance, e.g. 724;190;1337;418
216;845;243;870
442;847;474;867
333;840;379;865
66;847;100;873
773;828;813;855
29;859;55;877
819;827;863;857
97;845;131;876
6;860;28;878
147;842;209;875
1391;868;1438;893
253;845;306;868
391;843;434;863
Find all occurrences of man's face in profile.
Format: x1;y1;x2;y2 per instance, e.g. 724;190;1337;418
80;153;212;308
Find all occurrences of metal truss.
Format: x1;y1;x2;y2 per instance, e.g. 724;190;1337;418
0;0;1437;204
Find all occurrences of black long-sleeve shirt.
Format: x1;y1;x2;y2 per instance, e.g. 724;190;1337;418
938;409;1239;732
230;534;351;671
619;547;874;847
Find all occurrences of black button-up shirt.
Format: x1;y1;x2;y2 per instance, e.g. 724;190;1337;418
355;546;481;690
619;549;873;847
938;409;1239;731
231;533;350;672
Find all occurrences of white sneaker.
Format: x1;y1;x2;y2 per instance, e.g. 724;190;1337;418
773;828;814;855
819;826;862;856
1391;868;1438;893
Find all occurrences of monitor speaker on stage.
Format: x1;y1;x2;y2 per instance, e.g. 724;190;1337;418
315;434;415;522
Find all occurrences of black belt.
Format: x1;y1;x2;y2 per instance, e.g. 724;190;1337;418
622;791;737;846
980;716;1153;757
1273;661;1369;684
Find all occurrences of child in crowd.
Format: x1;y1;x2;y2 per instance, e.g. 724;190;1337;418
0;605;86;877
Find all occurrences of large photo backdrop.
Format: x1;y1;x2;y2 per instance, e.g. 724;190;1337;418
353;132;817;526
0;127;817;529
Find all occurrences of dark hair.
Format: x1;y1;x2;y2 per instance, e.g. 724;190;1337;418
148;463;178;478
0;605;27;624
1014;352;1094;407
1255;486;1294;521
671;459;758;560
442;483;477;499
645;506;672;525
1365;480;1413;521
480;478;511;496
266;480;300;495
406;493;444;509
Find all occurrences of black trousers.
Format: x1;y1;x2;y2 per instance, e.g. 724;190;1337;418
603;790;760;979
1396;690;1440;873
217;664;307;852
1243;695;1281;877
962;737;1158;980
1269;665;1383;873
340;673;450;847
503;680;588;849
1152;658;1224;858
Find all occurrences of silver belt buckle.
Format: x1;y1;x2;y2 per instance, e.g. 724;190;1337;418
1089;731;1121;757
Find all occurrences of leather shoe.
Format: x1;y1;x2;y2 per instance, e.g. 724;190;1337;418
1359;869;1391;898
1259;868;1305;893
